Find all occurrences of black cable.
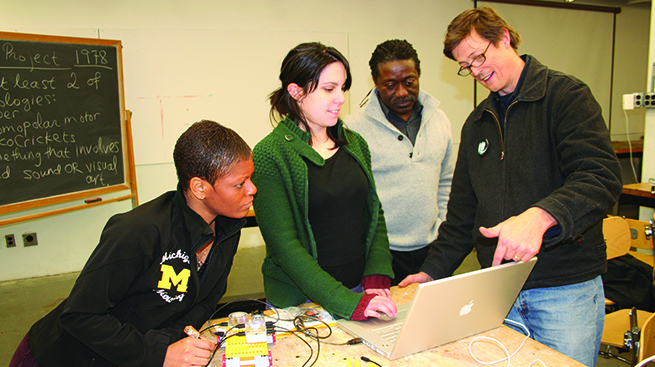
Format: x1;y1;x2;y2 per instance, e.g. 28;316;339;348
197;296;282;366
201;300;276;345
309;326;320;367
300;325;320;367
292;314;361;346
285;314;368;366
273;325;316;367
361;355;382;366
294;315;332;340
214;321;318;367
200;300;364;367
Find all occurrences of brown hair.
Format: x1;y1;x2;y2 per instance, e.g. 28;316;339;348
443;7;521;60
269;42;352;147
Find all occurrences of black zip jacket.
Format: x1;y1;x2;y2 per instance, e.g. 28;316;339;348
421;56;622;289
28;185;245;366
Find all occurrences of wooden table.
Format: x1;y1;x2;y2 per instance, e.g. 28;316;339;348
612;140;643;158
208;283;584;366
620;183;655;210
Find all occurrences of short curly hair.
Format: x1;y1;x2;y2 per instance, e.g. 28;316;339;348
369;39;421;83
173;120;251;190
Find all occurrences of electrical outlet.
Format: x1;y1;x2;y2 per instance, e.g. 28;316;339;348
623;93;636;110
622;92;655;109
23;232;38;247
5;234;16;248
634;93;644;108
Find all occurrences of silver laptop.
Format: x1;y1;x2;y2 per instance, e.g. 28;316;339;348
337;258;537;360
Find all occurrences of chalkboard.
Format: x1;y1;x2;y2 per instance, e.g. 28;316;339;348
0;32;134;217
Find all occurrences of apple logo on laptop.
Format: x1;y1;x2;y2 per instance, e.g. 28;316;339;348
459;300;474;316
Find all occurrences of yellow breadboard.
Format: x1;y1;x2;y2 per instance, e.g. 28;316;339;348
225;335;268;359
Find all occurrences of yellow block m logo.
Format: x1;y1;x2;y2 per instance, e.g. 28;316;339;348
157;264;190;293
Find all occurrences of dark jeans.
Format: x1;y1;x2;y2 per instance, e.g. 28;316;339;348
9;333;42;367
390;245;430;286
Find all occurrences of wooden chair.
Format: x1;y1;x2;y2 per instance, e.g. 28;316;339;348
625;217;655;266
638;311;655;363
600;216;654;365
602;307;652;365
605;216;633;260
604;216;634;310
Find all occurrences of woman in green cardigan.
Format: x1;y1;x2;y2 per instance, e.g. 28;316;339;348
252;42;397;320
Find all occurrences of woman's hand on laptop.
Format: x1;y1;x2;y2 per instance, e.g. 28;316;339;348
365;288;391;298
398;272;434;287
365;296;397;318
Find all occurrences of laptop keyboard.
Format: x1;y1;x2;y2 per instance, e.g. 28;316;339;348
373;323;403;342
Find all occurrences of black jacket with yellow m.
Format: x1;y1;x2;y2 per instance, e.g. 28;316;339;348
28;185;245;367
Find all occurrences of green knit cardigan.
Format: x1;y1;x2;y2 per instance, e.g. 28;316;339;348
252;116;394;319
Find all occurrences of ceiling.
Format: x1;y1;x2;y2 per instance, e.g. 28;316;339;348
542;0;650;5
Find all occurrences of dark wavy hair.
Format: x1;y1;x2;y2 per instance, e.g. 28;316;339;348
173;120;251;190
369;39;421;83
269;42;352;146
444;7;521;60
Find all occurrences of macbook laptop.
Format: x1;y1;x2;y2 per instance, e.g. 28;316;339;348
337;257;537;360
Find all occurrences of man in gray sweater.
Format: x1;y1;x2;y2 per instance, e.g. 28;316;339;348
347;39;454;285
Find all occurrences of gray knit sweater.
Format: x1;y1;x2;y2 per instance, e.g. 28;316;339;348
346;89;454;252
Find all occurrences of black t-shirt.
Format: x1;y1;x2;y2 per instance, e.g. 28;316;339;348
304;147;368;288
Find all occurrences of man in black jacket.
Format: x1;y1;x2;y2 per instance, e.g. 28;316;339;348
10;120;257;367
400;7;622;367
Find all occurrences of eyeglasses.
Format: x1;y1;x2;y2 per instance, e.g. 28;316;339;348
457;42;492;77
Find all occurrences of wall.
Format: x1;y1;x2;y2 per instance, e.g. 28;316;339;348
611;2;651;186
612;3;651;143
642;3;655;221
0;0;651;281
0;0;474;282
